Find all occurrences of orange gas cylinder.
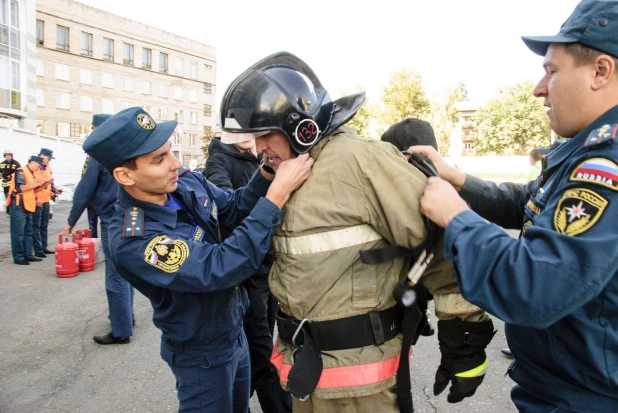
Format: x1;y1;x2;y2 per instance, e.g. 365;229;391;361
75;230;96;272
55;234;79;278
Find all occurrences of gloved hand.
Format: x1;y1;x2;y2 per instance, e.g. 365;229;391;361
434;318;496;403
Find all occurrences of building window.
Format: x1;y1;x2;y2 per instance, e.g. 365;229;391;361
188;90;197;102
174;57;183;76
189;61;197;79
36;19;44;45
36;89;44;106
57;122;70;137
203;83;212;94
122;77;134;91
203;125;212;134
102;73;114;88
120;102;130;110
159;52;168;73
142;48;151;70
174;87;183;101
56;25;69;51
55;92;70;109
174;109;183;123
123;43;134;65
157;107;168;120
0;0;22;111
36;59;44;76
79;69;93;85
81;32;93;56
80;96;93;112
102;99;114;114
103;38;114;61
70;123;82;138
159;84;168;98
189;111;197;124
189;134;197;146
203;104;212;117
142;104;151;113
204;63;212;70
173;134;182;145
142;80;151;95
55;64;70;81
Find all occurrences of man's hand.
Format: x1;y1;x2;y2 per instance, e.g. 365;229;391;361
63;224;74;235
407;145;466;190
420;177;469;228
266;154;314;209
35;198;42;207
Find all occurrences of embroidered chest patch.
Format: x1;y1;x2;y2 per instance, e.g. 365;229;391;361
144;235;190;273
569;157;618;191
553;188;608;236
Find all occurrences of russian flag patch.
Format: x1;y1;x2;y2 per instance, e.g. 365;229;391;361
570;157;618;191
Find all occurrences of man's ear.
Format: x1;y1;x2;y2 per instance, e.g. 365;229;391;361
592;54;616;90
113;167;135;186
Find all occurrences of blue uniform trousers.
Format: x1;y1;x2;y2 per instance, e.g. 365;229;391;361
87;206;98;238
32;202;50;253
511;385;574;413
10;203;33;262
161;332;251;413
100;220;134;337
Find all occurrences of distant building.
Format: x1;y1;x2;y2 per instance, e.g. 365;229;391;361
449;101;478;156
35;0;216;167
0;0;37;131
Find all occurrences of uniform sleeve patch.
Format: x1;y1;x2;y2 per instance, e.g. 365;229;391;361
553;188;608;236
584;124;618;147
569;157;618;191
81;157;89;176
144;235;189;273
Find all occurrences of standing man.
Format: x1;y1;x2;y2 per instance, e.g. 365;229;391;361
83;107;313;412
64;113;134;345
33;148;59;256
1;149;20;215
220;52;494;412
412;0;618;411
6;156;45;265
85;114;111;238
206;136;292;412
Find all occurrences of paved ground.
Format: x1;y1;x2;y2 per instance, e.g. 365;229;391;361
0;201;518;413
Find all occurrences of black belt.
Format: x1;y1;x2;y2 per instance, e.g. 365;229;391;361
276;305;403;351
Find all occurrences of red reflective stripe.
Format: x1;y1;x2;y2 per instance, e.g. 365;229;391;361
271;342;412;389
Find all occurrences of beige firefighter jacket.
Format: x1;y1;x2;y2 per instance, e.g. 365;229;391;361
270;127;487;399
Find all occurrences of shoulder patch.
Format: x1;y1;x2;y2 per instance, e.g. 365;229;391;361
17;170;24;179
82;157;90;176
569;157;618;191
144;235;189;273
553;188;608;236
178;166;190;177
124;206;145;238
584;124;618;147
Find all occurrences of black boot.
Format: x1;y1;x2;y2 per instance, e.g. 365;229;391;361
93;332;130;345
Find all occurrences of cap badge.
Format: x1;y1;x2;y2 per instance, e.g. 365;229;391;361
136;113;155;130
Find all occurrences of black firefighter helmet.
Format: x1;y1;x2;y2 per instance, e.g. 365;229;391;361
220;51;366;154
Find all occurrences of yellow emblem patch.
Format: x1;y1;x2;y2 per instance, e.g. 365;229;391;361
553;188;607;236
136;113;155;130
144;235;189;273
81;158;89;175
521;221;532;236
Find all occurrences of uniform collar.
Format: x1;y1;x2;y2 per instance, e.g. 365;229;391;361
543;105;618;176
117;187;179;228
309;126;356;160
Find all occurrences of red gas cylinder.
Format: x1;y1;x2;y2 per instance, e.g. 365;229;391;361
75;230;96;272
55;233;79;278
83;229;92;238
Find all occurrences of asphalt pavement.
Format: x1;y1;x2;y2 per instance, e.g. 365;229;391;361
0;201;518;413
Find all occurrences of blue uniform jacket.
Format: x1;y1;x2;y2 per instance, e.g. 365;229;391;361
108;169;282;358
444;106;618;411
67;156;118;226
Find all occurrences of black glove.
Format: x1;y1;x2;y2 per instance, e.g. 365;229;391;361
434;318;496;403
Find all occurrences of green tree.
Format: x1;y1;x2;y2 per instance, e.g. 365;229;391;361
473;81;551;155
201;130;216;158
378;69;430;131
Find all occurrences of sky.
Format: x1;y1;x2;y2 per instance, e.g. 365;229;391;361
75;0;581;109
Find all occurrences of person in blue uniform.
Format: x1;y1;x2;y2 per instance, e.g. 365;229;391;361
85;114;111;238
411;1;618;411
83;107;313;412
64;113;135;345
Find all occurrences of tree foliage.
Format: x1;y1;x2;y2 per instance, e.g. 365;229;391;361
473;81;551;155
428;81;468;155
378;69;430;130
